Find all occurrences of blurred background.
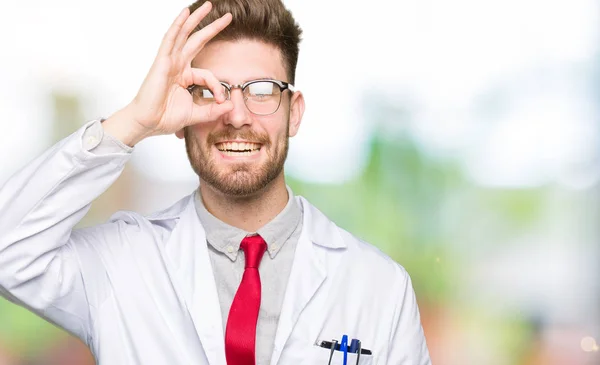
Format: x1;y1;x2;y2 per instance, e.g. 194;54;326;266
1;0;599;364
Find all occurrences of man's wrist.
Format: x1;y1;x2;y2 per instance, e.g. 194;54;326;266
102;107;152;147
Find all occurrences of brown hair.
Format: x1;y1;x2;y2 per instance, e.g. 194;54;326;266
188;0;302;84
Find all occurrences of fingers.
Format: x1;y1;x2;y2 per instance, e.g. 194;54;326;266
184;67;234;127
182;13;232;63
173;1;213;54
158;7;190;57
189;101;234;125
189;68;226;103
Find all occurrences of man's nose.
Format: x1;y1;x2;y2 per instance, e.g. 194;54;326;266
224;89;251;128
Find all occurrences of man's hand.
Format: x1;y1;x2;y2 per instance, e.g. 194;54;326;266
103;2;233;147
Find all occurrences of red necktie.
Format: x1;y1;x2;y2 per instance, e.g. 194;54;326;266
225;235;267;365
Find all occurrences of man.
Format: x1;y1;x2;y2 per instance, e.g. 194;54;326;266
0;0;431;364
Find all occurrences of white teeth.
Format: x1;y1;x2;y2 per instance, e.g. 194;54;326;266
216;142;261;152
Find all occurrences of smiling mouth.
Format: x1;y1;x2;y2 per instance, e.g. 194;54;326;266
215;142;262;156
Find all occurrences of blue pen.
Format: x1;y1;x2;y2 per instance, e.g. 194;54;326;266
340;335;348;365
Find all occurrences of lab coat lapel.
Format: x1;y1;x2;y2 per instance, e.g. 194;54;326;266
270;197;346;365
164;195;226;365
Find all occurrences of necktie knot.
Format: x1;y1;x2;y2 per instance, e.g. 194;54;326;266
241;235;267;269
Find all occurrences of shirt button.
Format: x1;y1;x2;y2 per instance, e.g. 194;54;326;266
86;136;98;147
227;246;234;253
271;245;278;252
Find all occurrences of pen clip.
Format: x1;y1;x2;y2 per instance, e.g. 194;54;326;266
327;339;338;365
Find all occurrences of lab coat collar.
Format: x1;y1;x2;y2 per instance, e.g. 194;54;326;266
269;196;347;365
148;192;348;251
151;193;227;365
295;195;347;250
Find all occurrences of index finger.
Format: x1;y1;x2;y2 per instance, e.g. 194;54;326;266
182;13;232;63
157;7;190;57
173;1;213;54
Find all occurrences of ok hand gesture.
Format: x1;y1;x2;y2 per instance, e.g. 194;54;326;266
104;2;233;146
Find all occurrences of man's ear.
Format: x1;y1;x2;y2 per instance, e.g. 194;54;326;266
175;129;185;139
288;91;305;137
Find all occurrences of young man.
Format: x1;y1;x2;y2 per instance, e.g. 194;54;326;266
0;1;431;364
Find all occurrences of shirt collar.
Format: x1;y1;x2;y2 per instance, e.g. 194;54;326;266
194;185;302;261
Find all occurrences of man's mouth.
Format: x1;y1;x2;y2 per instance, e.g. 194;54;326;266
215;142;262;157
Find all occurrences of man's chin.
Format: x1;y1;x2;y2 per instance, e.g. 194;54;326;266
199;171;262;196
207;181;265;197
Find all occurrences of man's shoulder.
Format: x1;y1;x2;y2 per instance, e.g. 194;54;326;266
338;225;408;277
326;213;413;298
105;191;195;229
298;196;408;280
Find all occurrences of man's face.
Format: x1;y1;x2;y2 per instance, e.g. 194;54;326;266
182;40;303;197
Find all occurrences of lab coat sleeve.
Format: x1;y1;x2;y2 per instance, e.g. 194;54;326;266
387;267;432;365
0;119;132;343
83;117;134;155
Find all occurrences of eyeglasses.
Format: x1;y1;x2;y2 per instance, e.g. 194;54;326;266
187;79;295;116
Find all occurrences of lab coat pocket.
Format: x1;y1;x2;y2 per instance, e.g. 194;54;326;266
308;345;374;365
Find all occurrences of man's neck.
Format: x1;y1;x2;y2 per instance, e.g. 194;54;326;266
198;174;290;232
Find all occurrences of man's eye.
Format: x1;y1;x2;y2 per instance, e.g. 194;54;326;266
201;89;215;98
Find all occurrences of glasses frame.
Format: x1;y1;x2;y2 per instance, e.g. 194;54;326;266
187;79;295;116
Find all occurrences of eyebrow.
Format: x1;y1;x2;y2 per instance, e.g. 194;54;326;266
220;76;279;84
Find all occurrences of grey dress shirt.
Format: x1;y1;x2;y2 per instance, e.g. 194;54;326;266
194;187;302;365
83;120;303;365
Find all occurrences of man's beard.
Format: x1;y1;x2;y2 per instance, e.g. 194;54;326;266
184;125;289;197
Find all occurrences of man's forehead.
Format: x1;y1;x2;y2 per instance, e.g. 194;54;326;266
191;39;287;82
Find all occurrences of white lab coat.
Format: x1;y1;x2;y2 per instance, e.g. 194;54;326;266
0;121;431;365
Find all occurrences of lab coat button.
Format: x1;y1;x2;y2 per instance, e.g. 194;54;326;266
227;246;234;253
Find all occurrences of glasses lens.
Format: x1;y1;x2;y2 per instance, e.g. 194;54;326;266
244;81;282;115
190;84;228;105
